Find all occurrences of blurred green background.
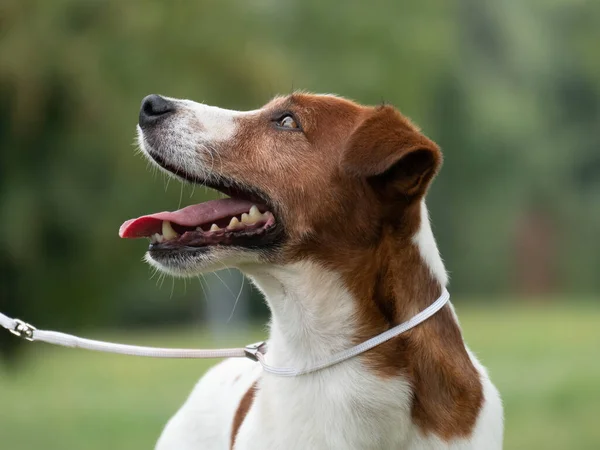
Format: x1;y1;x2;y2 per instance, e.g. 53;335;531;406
1;0;599;449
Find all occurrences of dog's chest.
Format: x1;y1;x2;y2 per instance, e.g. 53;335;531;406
234;363;417;450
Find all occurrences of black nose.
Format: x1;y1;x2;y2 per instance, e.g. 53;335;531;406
139;94;174;127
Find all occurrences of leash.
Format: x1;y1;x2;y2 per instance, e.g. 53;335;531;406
0;289;449;377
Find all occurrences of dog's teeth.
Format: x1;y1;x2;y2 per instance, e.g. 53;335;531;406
227;217;242;230
241;213;254;224
249;205;262;221
196;227;203;231
162;221;179;240
152;233;164;243
210;224;220;232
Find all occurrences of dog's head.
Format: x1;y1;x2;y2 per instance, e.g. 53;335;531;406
120;93;442;277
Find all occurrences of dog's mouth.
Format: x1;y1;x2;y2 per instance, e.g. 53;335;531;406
119;175;279;253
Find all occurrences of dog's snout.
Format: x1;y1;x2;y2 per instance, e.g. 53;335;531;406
139;94;175;127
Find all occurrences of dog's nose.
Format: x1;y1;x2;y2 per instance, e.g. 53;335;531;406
139;94;175;127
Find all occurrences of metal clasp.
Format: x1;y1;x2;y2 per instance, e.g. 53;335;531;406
244;341;267;362
9;319;37;341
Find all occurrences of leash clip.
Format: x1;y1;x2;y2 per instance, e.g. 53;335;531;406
10;319;37;341
244;341;266;362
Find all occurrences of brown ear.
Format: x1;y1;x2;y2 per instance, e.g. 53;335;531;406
342;106;442;196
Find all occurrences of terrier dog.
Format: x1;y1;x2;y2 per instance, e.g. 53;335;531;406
120;93;503;449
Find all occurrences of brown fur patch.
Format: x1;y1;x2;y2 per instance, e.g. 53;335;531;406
230;381;258;449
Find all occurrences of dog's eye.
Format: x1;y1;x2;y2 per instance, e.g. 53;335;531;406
276;115;299;129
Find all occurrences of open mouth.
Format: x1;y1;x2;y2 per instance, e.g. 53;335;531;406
119;177;279;253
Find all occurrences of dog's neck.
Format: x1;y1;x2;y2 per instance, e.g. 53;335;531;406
243;261;364;368
240;202;449;370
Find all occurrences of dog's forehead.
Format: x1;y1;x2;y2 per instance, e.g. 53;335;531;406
261;93;363;113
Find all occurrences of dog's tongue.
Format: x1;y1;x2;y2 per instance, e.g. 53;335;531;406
119;198;256;238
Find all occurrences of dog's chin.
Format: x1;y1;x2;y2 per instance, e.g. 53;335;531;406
136;126;154;156
145;246;265;278
136;129;182;174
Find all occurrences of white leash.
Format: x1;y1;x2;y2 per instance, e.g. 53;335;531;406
0;312;246;359
0;289;449;377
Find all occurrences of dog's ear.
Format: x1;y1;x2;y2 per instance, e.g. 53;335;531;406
342;106;442;197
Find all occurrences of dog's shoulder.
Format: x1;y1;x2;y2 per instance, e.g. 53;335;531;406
156;358;261;450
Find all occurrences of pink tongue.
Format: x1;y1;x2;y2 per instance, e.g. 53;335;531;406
119;198;257;238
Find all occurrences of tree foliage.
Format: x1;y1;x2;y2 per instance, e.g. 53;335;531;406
0;0;598;350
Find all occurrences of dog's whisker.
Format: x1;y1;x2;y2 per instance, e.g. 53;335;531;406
177;182;184;209
196;275;208;300
227;271;245;324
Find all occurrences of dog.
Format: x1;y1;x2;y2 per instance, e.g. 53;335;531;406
120;93;504;449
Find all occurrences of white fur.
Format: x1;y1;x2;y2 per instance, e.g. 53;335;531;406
156;358;261;449
165;98;258;143
413;201;449;287
464;351;505;448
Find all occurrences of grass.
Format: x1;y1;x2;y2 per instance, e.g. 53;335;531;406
1;303;599;449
